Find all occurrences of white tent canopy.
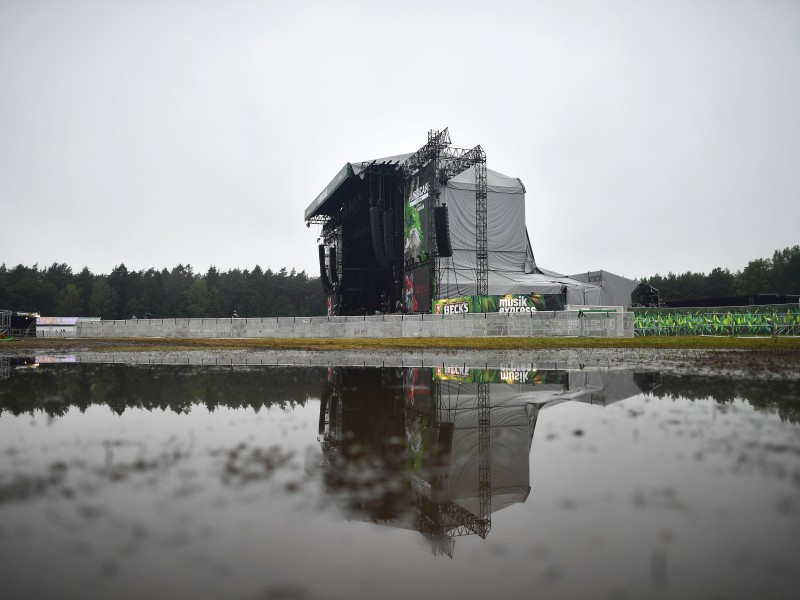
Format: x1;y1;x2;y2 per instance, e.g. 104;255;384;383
438;165;601;303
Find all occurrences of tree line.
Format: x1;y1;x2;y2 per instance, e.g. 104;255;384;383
641;246;800;303
2;245;798;317
0;263;326;319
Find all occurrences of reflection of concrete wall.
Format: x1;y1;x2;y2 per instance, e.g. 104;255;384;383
76;311;633;339
36;325;77;338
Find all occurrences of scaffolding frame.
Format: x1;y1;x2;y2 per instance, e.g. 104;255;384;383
476;382;491;537
0;310;10;338
403;128;489;299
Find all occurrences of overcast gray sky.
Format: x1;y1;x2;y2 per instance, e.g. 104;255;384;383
2;0;798;280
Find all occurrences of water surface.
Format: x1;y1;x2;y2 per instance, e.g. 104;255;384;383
1;359;798;599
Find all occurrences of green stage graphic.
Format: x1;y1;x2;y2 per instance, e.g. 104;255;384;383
433;294;566;315
403;161;434;265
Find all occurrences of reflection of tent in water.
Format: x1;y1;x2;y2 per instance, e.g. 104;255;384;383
508;370;660;407
434;380;540;520
315;367;657;557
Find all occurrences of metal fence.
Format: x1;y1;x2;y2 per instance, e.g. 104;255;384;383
36;328;78;338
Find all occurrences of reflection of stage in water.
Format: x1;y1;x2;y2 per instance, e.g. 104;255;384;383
316;366;658;557
0;357;39;378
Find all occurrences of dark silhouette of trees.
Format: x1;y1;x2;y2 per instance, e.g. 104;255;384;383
90;278;120;319
57;284;83;315
642;246;800;303
0;261;326;318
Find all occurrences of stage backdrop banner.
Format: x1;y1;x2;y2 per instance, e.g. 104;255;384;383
433;293;566;315
403;160;434;265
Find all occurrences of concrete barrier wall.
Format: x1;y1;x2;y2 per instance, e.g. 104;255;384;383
75;309;633;338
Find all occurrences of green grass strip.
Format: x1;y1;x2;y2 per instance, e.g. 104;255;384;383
7;336;800;353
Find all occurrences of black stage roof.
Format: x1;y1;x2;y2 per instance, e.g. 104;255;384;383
304;153;412;221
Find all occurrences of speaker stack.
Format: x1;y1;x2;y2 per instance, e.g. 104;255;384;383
434;205;453;257
318;244;333;294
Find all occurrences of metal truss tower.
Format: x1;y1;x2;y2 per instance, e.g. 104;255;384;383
403;128;489;299
439;144;488;296
473;156;488;296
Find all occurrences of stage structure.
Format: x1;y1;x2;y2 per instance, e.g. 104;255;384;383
306;128;601;315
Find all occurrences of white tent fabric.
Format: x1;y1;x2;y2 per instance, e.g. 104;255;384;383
437;266;603;304
438;166;601;302
442;167;528;272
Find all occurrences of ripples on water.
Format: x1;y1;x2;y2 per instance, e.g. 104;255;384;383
0;358;798;599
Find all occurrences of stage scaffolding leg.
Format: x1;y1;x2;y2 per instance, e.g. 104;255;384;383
474;156;488;297
402;129;488;301
477;381;491;537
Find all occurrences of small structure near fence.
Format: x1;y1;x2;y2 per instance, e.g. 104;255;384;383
633;304;800;336
1;309;37;337
0;310;10;338
36;316;101;338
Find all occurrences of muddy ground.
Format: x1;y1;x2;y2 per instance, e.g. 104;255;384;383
3;337;799;379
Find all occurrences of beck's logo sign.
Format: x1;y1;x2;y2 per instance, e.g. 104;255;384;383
436;301;469;315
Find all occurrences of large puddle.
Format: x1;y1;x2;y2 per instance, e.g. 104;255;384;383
1;357;798;599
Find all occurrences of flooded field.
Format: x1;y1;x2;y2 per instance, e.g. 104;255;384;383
1;355;798;599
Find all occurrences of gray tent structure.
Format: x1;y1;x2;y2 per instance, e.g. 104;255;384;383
569;270;640;307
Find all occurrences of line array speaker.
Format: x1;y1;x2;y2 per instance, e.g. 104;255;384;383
434;205;453;257
318;245;332;293
383;209;395;260
370;206;389;267
328;245;339;284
